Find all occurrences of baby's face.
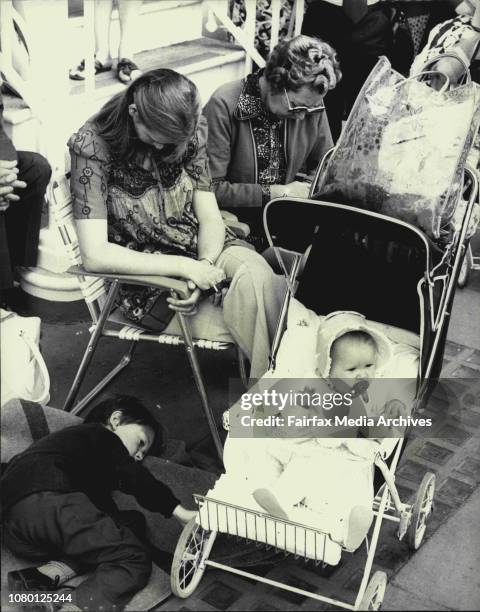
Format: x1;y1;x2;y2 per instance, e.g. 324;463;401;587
329;337;377;385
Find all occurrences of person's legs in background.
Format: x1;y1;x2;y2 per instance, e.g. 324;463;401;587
301;1;392;142
301;0;349;142
0;151;50;307
70;0;142;83
346;4;393;112
93;0;115;69
116;0;143;83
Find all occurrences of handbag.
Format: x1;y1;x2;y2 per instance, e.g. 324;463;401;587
1;309;51;406
315;56;480;239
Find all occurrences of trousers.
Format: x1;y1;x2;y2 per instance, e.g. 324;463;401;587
0;151;51;290
3;491;152;611
302;0;392;141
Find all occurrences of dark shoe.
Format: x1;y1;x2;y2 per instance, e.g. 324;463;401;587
69;58;112;81
117;58;142;84
8;567;60;592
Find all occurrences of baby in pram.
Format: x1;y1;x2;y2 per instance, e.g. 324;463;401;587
250;311;411;551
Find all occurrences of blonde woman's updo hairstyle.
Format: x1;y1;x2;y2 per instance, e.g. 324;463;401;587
264;35;342;96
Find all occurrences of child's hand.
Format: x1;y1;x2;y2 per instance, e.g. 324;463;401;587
172;504;197;525
383;399;409;420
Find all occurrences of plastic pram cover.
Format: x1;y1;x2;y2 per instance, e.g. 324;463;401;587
316;57;480;239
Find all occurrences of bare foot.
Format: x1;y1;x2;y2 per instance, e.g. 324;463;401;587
253;488;289;520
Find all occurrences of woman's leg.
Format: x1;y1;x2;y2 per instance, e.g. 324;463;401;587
216;246;288;380
94;0;114;66
117;0;143;61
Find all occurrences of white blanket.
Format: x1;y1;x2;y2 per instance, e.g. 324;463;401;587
198;471;342;565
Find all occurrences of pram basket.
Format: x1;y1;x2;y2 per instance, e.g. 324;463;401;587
172;438;436;610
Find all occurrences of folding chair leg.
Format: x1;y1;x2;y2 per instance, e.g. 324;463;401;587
70;341;137;416
176;312;224;464
63;281;120;413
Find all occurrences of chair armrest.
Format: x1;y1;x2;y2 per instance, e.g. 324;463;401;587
67;265;191;299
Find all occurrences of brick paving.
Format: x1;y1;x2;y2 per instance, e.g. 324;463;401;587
155;343;480;611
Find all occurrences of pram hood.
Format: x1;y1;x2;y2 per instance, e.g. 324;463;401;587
315;311;394;378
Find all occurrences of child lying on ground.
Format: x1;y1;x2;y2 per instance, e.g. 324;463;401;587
1;396;196;612
251;311;411;551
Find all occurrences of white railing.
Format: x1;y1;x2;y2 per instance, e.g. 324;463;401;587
206;0;305;75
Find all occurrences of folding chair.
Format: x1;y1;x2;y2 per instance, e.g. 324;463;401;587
49;174;250;461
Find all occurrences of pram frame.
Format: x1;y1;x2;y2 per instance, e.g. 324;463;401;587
172;437;434;610
172;163;477;608
268;162;478;384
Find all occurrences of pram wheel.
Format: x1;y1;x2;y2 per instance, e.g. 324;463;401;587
171;519;215;598
358;570;387;610
408;472;436;550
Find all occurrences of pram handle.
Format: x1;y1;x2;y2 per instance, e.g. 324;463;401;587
309;146;336;199
416;52;473;86
393;70;451;92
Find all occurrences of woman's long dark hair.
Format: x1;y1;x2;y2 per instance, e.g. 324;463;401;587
94;68;201;164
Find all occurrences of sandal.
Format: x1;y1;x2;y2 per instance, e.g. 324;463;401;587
69;58;112;81
117;58;142;84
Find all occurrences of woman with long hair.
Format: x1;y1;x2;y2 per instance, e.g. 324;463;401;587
68;68;286;379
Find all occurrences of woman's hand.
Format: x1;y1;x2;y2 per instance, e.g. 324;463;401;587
0;160;27;209
167;283;202;315
184;259;226;291
270;181;311;200
172;504;198;525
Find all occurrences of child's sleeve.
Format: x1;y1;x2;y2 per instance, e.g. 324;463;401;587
117;461;181;518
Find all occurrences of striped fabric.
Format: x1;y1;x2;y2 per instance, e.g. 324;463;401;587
1;399;82;465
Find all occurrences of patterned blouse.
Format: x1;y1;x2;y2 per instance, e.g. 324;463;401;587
68;115;238;324
234;70;287;201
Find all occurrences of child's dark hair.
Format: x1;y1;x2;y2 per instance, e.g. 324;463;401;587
84;395;165;454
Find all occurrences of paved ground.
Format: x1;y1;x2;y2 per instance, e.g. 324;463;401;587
10;244;480;611
384;487;480;611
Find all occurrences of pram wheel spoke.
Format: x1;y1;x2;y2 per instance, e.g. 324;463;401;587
171;519;216;598
407;472;436;550
358;570;387;611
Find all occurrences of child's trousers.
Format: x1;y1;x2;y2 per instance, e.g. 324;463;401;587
3;491;152;611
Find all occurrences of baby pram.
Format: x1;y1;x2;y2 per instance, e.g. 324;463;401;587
169;159;478;609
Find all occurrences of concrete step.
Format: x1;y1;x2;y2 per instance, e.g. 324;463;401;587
68;36;245;107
